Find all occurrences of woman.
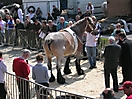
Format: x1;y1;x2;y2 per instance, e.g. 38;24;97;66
47;12;53;21
36;7;42;22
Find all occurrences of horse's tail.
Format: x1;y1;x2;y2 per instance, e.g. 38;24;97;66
44;39;54;55
47;39;54;51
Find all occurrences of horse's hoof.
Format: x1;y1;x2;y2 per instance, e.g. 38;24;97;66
57;71;65;84
49;74;55;82
64;69;72;75
78;69;85;75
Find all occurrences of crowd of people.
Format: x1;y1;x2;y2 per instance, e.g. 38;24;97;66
1;1;132;99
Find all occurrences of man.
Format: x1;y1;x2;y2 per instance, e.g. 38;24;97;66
28;10;35;20
12;49;31;99
102;88;116;99
48;20;57;32
119;81;132;99
103;36;121;92
0;16;6;45
111;23;126;37
78;11;85;19
75;15;80;22
0;51;7;99
85;30;98;69
119;33;132;84
52;5;60;21
15;18;25;47
57;17;68;31
17;5;24;23
32;20;42;49
86;2;94;15
5;14;15;45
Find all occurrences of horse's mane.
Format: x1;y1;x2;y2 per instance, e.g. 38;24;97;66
71;18;87;28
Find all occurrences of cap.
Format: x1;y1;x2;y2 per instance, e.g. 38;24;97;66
119;81;132;90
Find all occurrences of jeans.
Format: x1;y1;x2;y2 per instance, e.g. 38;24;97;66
86;46;96;67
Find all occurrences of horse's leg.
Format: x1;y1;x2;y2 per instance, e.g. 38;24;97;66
47;57;55;82
64;56;72;74
56;57;65;84
75;58;84;75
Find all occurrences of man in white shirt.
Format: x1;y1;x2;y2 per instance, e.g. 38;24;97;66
86;2;94;15
85;31;98;69
0;51;7;99
27;11;35;20
17;6;24;23
0;16;6;44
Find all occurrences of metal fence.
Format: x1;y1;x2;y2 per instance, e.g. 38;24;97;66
1;28;109;60
5;72;95;99
0;28;44;50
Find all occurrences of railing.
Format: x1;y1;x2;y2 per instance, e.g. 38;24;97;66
0;28;44;51
0;28;109;59
5;72;95;99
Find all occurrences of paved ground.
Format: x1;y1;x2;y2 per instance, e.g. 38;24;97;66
0;44;127;99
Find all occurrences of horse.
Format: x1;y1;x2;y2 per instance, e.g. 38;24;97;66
44;17;95;84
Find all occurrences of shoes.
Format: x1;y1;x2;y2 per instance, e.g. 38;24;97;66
93;66;97;68
114;90;118;92
89;67;93;69
119;81;124;85
82;57;87;60
89;66;97;69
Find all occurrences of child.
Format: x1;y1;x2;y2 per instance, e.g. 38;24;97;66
32;54;51;99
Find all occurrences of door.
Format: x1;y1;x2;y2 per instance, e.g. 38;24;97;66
107;0;132;17
67;0;78;15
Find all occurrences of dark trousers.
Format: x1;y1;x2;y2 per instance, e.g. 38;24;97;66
17;80;30;99
0;83;6;99
18;30;27;47
35;83;49;99
82;41;87;56
5;29;15;44
122;66;132;82
104;68;118;91
31;31;36;48
0;32;4;44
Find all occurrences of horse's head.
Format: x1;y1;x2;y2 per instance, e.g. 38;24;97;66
85;17;96;33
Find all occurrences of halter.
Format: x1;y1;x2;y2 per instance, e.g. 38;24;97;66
85;17;95;33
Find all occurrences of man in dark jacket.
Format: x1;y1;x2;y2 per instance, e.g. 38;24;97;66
119;33;132;84
32;20;42;49
48;20;57;32
52;5;60;20
15;18;25;46
103;36;121;92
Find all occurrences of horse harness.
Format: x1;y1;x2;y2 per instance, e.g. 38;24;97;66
63;28;83;54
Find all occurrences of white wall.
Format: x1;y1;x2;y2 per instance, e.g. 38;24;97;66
68;0;106;15
22;0;60;19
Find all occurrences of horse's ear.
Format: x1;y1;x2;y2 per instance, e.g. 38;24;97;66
85;17;89;21
85;17;92;23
